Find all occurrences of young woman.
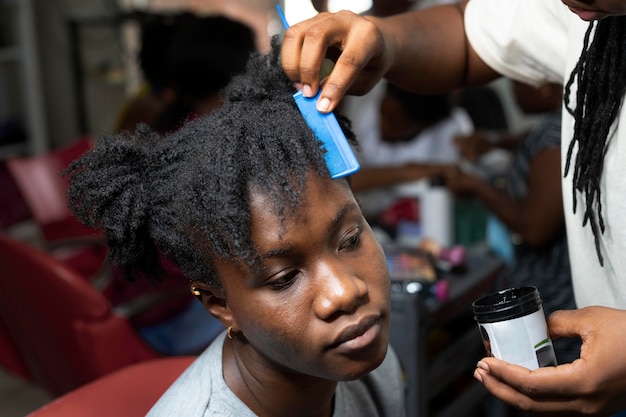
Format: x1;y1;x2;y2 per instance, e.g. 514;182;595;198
65;39;405;417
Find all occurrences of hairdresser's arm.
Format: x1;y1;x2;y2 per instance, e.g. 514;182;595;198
475;306;626;416
281;1;500;113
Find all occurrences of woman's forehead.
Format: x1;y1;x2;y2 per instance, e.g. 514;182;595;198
248;175;352;238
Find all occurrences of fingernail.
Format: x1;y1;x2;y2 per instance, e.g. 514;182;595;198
317;97;331;113
477;361;490;372
473;368;483;383
303;84;313;97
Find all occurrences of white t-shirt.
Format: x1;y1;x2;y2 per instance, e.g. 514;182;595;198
465;0;626;309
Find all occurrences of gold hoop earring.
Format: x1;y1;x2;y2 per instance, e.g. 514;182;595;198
227;326;234;339
191;287;201;296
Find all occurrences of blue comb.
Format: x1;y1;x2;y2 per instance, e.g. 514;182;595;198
276;4;360;179
293;91;360;178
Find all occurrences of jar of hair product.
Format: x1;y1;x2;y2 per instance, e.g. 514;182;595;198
473;286;557;370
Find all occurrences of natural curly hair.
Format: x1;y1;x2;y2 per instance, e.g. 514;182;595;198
65;37;357;288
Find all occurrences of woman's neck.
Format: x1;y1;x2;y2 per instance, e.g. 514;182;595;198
222;338;338;417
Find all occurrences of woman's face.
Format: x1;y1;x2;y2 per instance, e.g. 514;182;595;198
216;173;391;381
562;0;626;20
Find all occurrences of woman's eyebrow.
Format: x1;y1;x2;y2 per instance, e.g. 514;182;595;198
329;203;360;232
258;202;359;260
261;246;293;260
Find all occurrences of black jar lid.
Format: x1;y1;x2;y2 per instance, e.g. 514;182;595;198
473;286;542;324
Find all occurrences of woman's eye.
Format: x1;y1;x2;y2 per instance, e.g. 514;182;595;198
339;227;361;251
269;270;299;290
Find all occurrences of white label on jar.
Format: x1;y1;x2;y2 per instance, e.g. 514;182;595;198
477;307;556;370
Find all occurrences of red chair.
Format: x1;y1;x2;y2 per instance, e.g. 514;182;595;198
0;232;160;396
0;162;31;229
0;318;30;379
26;356;194;417
4;136;109;283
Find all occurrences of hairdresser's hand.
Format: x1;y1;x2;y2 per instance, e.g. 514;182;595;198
281;11;390;113
281;2;497;114
474;306;626;416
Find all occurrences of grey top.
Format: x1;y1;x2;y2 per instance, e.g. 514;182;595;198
147;331;406;416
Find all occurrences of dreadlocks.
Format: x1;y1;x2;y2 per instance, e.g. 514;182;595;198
564;16;626;266
65;37;357;288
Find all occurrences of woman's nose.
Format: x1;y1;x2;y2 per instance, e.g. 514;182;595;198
312;258;369;320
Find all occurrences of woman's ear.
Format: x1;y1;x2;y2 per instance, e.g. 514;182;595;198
190;282;233;326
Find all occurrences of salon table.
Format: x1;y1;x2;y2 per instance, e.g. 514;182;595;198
387;242;504;417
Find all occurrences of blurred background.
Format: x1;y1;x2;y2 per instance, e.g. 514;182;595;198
0;0;534;162
0;1;547;416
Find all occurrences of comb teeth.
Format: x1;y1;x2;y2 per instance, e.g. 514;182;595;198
293;91;360;179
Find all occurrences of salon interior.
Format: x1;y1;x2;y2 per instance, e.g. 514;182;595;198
0;0;546;416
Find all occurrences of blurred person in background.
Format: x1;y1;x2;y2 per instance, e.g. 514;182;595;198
152;14;256;134
444;81;581;372
349;83;472;222
115;12;185;133
108;14;257;356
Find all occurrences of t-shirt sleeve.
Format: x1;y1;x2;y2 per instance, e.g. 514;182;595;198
464;0;571;86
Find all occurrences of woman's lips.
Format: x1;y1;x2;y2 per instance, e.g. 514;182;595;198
331;315;381;353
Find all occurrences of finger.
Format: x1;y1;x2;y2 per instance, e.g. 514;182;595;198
480;356;585;398
281;12;350;99
475;365;581;416
546;307;594;340
281;18;319;92
316;14;384;112
282;11;383;113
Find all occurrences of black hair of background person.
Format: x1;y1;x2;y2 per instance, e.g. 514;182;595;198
65;37;358;288
137;12;188;94
564;16;626;266
386;83;452;128
455;86;508;131
153;15;257;135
